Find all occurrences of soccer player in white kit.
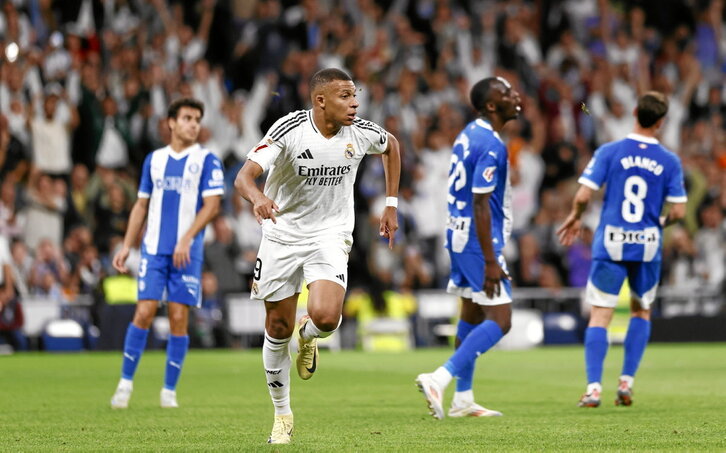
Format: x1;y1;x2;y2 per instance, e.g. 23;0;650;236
235;68;400;444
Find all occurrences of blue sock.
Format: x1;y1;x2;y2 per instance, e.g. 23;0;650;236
444;320;503;377
121;324;149;380
164;335;190;391
454;320;477;392
622;317;651;377
584;327;609;384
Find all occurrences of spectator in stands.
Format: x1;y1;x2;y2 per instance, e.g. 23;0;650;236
28;84;78;179
0;177;22;239
20;170;66;250
28;238;69;296
0;235;26;351
694;200;726;288
93;182;130;254
203;215;245;297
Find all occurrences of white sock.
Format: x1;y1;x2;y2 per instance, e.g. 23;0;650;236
118;378;133;390
453;389;474;407
431;366;453;389
301;316;341;340
263;332;292;416
587;382;602;394
619;375;634;387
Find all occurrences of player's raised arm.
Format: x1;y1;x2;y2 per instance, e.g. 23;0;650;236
112;197;149;274
234;159;279;224
557;185;595;246
379;133;401;249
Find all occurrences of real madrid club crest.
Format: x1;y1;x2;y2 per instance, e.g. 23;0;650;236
251;282;259;296
345;143;354;159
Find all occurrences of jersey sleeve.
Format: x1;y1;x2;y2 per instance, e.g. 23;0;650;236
201;153;225;198
245;113;294;171
578;145;610;190
472;141;501;194
137;153;153;199
354;119;389;155
665;155;687;203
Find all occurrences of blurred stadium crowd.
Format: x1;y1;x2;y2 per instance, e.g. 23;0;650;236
0;0;724;348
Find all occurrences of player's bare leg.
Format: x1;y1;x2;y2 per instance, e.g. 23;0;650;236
296;280;345;379
111;300;159;409
264;294;298;444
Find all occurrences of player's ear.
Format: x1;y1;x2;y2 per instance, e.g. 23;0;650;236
315;92;326;109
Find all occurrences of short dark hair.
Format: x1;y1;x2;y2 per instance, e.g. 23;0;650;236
469;77;503;113
167;97;204;120
310;68;352;93
636;91;668;128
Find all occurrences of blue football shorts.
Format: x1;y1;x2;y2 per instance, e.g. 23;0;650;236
137;252;202;307
446;251;512;305
586;259;661;309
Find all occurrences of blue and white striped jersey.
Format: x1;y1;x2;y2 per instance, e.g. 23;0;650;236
138;144;225;257
445;119;512;255
579;133;687;262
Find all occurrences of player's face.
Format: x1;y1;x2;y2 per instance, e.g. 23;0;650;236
169;106;202;144
493;81;522;121
324;80;359;126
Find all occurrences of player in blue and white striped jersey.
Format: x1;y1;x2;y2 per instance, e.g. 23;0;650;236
416;77;521;420
558;91;687;408
110;98;224;409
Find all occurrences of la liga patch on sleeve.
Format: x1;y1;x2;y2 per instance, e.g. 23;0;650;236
483;166;496;182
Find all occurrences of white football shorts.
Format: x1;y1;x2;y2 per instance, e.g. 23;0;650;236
250;235;351;301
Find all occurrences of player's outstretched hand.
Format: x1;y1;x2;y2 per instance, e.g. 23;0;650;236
173;237;192;269
379;206;399;249
556;215;581;246
252;196;280;225
112;246;130;274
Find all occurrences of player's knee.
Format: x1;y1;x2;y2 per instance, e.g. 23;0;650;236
498;320;512;335
132;308;154;329
168;313;188;333
631;308;651;321
266;317;294;338
311;314;339;333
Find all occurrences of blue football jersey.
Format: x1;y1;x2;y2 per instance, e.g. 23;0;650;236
138;144;225;258
445;119;512;255
579;133;687;262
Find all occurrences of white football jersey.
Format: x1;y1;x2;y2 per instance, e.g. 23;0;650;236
247;110;389;244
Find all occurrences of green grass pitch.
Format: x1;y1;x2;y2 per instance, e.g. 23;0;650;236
1;343;724;452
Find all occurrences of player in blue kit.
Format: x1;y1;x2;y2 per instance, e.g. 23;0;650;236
415;76;521;419
110;98;224;409
557;91;687;407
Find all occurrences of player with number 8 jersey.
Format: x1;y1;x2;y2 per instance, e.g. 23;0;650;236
557;91;687;408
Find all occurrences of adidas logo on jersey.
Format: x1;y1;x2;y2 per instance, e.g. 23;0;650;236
336;274;345;282
297;149;313;159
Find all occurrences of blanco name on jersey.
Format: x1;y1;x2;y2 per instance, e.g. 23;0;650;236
620;156;664;175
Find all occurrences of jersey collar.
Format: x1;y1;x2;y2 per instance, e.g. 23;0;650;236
166;143;200;160
626;133;659;144
475;118;503;143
